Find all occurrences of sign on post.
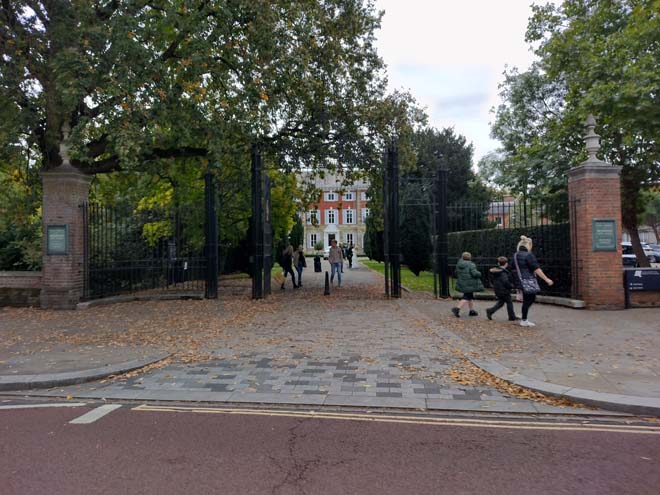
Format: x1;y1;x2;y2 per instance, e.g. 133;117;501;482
592;219;617;251
47;225;68;255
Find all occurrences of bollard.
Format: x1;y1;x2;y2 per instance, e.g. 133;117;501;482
324;271;330;295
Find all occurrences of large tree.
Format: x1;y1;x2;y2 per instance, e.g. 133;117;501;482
1;0;389;177
489;0;660;265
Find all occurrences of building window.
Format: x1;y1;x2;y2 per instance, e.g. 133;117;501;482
361;208;370;222
343;192;354;201
495;216;502;225
308;210;319;225
360;191;367;201
344;209;355;225
326;209;336;224
345;233;353;245
309;233;317;249
324;192;337;201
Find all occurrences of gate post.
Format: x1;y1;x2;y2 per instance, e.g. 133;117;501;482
40;142;92;309
204;171;218;299
435;159;450;298
388;140;401;298
251;144;264;299
568;115;624;309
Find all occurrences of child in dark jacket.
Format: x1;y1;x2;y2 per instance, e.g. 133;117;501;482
486;256;519;322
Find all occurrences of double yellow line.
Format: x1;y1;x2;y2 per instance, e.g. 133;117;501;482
132;404;660;435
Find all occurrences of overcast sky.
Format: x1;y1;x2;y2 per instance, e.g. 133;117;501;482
373;0;541;164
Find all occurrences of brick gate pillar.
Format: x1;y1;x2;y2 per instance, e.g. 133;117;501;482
40;142;92;309
568;115;624;309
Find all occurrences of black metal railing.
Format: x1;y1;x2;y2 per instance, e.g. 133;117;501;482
81;201;207;300
446;198;575;298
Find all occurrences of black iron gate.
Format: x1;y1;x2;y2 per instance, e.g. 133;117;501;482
379;139;576;300
81;172;218;300
250;145;272;299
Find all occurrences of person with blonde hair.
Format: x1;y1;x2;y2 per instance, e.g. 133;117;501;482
452;251;484;318
512;235;553;327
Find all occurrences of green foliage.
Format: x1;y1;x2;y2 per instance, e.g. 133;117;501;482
314;241;324;252
1;1;393;177
289;216;304;250
399;180;432;276
364;213;384;262
489;0;660;234
0;161;42;270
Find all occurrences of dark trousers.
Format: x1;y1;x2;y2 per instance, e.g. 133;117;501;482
283;266;297;287
522;293;536;320
488;294;516;320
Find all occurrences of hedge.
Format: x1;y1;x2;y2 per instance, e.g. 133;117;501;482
448;223;572;297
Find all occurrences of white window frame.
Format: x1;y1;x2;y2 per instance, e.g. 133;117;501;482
345;233;354;245
343;192;354;201
307;210;319;225
361;208;370;222
324;192;337;202
344;209;355;225
309;233;317;248
326;209;336;225
360;191;367;201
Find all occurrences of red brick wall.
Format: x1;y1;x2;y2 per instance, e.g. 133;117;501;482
569;166;625;309
0;272;42;307
40;169;92;309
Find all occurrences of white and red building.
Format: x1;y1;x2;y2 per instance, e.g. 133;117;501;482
300;173;370;255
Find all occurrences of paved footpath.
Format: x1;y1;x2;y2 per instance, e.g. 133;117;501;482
2;259;658;415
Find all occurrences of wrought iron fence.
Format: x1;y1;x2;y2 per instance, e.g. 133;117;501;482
446;198;575;298
81;202;207;299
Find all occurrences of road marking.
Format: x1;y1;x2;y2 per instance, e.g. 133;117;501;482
132;404;660;435
0;402;87;410
70;404;122;424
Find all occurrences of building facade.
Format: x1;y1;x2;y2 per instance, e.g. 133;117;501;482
300;173;370;255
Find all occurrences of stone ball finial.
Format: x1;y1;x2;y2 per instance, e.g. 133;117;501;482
584;114;601;162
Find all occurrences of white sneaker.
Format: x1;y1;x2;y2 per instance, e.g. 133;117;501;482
520;320;536;327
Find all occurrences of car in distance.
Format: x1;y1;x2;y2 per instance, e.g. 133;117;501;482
622;241;655;266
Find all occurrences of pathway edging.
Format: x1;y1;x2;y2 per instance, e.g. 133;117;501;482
0;352;171;392
400;302;660;417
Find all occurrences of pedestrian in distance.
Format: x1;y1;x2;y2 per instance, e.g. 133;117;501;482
340;243;346;273
452;252;484;318
280;245;299;289
293;245;307;287
485;256;519;322
347;243;354;268
512;235;553;327
328;239;344;287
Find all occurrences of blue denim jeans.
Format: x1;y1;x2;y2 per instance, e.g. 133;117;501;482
330;262;342;286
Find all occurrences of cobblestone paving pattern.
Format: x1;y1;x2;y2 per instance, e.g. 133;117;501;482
31;261;597;414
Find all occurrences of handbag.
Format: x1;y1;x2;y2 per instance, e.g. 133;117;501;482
514;252;540;295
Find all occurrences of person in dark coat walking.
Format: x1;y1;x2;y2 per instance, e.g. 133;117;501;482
485;256;519;321
347;243;354;268
281;245;298;289
293;245;306;287
452;252;484;317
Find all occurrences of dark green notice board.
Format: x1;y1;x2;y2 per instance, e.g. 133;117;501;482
592;219;617;251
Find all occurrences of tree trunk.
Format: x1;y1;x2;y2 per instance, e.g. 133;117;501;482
628;228;650;267
619;157;651;268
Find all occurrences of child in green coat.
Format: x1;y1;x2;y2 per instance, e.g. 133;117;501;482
452;252;484;318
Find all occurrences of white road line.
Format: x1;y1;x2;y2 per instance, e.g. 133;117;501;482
69;404;122;424
0;403;87;410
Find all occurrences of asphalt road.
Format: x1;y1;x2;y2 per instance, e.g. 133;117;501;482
2;402;659;495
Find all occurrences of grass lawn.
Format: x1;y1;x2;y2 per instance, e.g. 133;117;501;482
361;259;457;294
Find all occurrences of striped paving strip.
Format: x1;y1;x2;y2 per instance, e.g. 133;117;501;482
132;404;660;435
70;404;122;424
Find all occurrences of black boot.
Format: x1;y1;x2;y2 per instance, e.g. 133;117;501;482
469;310;478;317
